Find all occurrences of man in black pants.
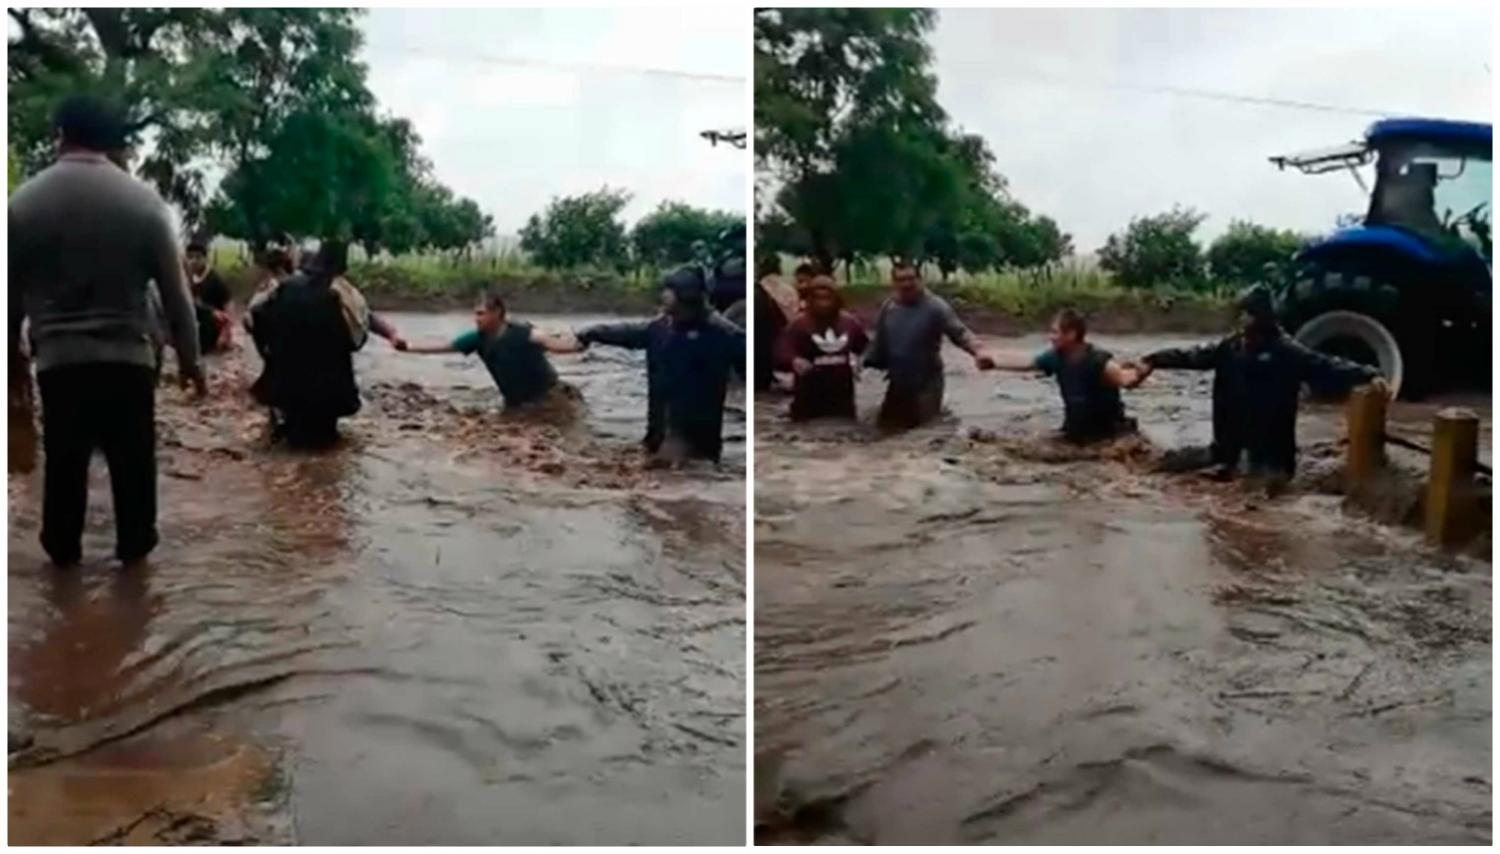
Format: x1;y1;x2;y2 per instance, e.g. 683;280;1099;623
8;95;206;567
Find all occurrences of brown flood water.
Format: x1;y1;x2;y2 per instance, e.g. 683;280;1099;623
8;312;746;845
755;332;1491;845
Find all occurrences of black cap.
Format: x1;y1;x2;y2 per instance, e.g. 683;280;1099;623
662;265;708;301
1236;284;1276;321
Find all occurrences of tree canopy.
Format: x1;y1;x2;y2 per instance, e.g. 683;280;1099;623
631;202;745;269
7;8;491;252
753;8;1069;278
1098;207;1208;290
519;188;633;272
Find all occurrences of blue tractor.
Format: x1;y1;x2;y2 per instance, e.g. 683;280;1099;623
1270;118;1491;398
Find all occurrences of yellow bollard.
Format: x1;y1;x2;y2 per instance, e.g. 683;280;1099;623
1345;385;1387;492
1425;408;1481;548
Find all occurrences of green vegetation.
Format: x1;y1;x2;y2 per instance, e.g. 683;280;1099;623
754;9;1070;276
8;9;491;252
1206;220;1310;287
823;259;1234;328
1098;208;1310;292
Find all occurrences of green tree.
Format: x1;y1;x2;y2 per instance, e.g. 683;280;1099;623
9;8;490;252
519;188;632;271
631;202;745;269
1206;220;1308;286
755;8;1070;278
1098;207;1207;289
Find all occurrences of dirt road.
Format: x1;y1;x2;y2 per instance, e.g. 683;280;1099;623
9;312;746;845
754;332;1491;844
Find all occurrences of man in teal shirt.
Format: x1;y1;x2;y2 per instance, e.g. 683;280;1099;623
404;291;577;409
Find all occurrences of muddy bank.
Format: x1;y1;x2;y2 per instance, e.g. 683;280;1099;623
9;312;745;845
754;333;1491;845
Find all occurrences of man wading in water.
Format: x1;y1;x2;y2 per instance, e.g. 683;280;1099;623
248;241;376;448
777;275;868;421
8;94;206;566
864;262;996;431
564;267;745;463
988;308;1149;443
402;290;581;414
1131;284;1388;495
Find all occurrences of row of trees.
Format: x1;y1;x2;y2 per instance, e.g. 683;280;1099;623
753;9;1071;279
1098;207;1309;291
518;188;745;273
8;8;492;255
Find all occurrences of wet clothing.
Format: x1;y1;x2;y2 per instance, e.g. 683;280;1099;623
191;270;233;354
865;291;976;429
249;272;364;448
451;321;559;408
1144;331;1379;476
1034;344;1130;443
38;363;158;565
578;313;745;462
779;312;868;421
192;269;231;311
10;151;198;565
754;282;789;392
8;151;200;375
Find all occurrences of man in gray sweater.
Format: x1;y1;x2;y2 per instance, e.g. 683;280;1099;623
8;95;206;567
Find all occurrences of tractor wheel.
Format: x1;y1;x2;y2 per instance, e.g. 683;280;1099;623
1280;263;1432;399
1292;309;1403;398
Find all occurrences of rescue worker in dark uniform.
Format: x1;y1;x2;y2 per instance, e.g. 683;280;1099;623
569;267;745;463
248;242;365;448
1131;285;1388;493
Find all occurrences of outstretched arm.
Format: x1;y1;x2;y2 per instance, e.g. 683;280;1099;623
1142;341;1221;372
370;312;408;350
989;349;1043;372
530;326;583;354
576;320;653;351
1103;358;1150;389
1286;339;1384;394
938;301;995;368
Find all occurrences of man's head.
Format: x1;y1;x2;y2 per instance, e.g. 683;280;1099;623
52;94;127;155
804;275;842;320
661;266;709;325
1236;284;1279;337
757;254;783;280
184;240;210;276
474;290;508;335
793;262;817;290
890;261;923;304
1048;308;1088;354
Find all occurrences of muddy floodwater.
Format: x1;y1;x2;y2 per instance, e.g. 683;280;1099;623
9;312;745;845
755;332;1490;845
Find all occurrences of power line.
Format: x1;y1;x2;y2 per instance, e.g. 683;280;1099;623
371;43;745;86
946;61;1397;118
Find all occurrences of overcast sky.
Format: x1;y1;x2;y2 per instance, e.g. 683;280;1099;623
929;7;1492;253
361;8;747;238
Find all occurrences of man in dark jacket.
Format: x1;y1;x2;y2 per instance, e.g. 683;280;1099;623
571;267;745;462
9;94;206;566
1133;285;1387;489
249;243;363;448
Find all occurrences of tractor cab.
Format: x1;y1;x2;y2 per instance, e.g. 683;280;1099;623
1268;119;1492;397
1272;118;1492;264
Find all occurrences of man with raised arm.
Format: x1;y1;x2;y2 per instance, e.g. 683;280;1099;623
863;262;996;431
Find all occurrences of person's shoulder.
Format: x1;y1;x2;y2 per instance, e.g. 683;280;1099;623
1088;343;1114;363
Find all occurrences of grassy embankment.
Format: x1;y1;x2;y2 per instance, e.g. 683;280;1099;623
212;248;663;314
834;261;1236;334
